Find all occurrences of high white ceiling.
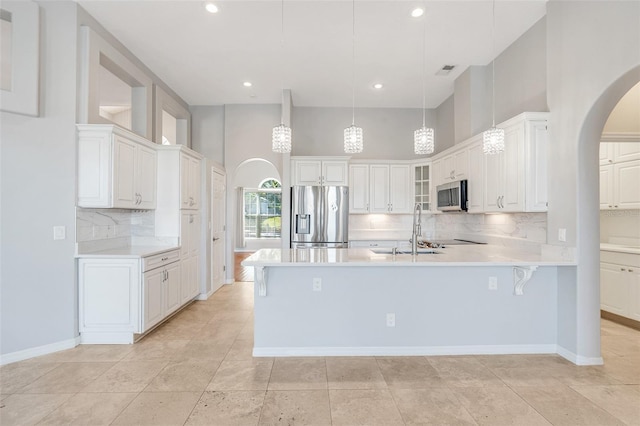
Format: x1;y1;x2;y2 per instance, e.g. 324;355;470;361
77;0;548;108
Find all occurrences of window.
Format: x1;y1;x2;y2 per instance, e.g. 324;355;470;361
244;179;282;239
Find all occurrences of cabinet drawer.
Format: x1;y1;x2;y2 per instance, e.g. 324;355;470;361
143;249;180;272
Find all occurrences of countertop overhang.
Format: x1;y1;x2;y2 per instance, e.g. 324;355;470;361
75;245;181;258
242;246;576;267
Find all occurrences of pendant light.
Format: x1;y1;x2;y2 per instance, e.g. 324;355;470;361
482;0;504;155
344;0;363;154
272;0;292;153
414;4;434;155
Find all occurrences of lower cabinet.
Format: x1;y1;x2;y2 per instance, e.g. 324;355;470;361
600;253;640;322
79;248;197;344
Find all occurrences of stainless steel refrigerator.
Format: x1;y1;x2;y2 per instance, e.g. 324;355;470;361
290;186;349;248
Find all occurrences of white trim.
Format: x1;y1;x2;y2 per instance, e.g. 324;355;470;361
196;287;215;301
253;344;558;358
601;132;640;142
79;332;134;345
556;345;604;365
0;336;80;366
225;279;235;284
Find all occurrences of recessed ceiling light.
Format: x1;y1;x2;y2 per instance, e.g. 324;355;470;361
411;8;424;18
373;83;383;89
204;2;218;14
243;81;252;87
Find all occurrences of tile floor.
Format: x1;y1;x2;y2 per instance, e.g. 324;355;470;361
1;281;639;425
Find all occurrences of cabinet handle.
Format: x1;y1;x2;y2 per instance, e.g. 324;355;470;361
629;269;634;272
366;203;369;211
390;203;393;211
161;257;168;261
621;268;626;271
609;205;613;208
614;205;619;208
370;243;378;247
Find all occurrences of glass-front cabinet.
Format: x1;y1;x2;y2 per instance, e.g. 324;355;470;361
414;163;430;211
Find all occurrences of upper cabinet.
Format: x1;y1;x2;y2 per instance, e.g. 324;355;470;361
77;125;157;209
600;141;640;210
349;162;412;214
483;112;549;213
291;157;349;186
155;146;204;214
414;163;431;211
180;153;201;210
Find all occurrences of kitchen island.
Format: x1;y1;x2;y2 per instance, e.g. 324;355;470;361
242;246;585;363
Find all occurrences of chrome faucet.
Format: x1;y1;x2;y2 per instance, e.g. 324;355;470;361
411;203;422;255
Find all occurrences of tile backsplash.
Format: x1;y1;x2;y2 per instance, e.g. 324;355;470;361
76;208;155;243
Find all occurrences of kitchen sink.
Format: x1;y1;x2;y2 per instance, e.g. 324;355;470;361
371;249;442;255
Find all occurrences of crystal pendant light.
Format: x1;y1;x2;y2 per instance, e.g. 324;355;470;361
272;0;291;153
483;0;504;155
414;4;434;155
344;0;363;154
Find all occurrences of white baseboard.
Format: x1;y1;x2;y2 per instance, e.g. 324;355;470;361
253;344;558;358
196;288;215;300
0;336;81;366
79;332;134;345
225;279;234;284
556;345;604;365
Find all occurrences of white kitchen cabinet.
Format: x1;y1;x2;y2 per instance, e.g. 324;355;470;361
600;143;615;165
414;163;431;211
601;159;640;210
179;211;201;304
292;157;349;186
440;148;469;183
78;124;157;209
180;153;202;210
181;255;200;304
614;142;640;162
349;163;411;214
483;113;548;213
79;248;184;343
467;141;484;213
600;251;640;322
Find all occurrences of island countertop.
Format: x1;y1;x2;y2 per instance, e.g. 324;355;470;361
242;245;576;267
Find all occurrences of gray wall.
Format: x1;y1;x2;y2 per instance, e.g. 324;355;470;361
190;105;225;164
1;2;79;355
435;95;455;153
292;106;436;160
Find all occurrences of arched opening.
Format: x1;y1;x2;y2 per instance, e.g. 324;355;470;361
576;65;640;361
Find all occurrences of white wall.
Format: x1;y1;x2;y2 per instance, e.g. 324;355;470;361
190;105;224;164
234;159;280;189
603;81;640;134
1;2;79;357
435;95;455;153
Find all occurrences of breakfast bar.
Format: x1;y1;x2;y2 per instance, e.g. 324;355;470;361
243;246;577;360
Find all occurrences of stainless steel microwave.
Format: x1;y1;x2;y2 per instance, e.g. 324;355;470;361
436;180;468;212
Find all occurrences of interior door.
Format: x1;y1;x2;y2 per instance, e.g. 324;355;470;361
211;169;226;294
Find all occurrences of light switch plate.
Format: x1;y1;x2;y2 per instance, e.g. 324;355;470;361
53;226;66;240
558;228;567;242
312;278;322;292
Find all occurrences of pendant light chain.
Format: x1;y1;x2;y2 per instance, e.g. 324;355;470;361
421;6;426;128
272;0;292;153
351;0;355;126
280;0;285;125
491;0;496;128
414;2;434;156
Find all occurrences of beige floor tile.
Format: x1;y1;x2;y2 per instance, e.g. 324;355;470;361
552;365;622;386
489;366;566;387
175;338;234;360
37;345;134;363
0;393;73;425
427;357;505;388
207;359;273;391
122;340;190;361
143;322;204;342
19;362;114;394
110;391;202;426
602;356;640;384
513;385;625;425
377;357;444;388
0;362;60;394
452;386;551;426
82;361;168;393
224;338;257;360
329;389;403;425
268;358;327;390
476;354;572;369
37;392;137;425
194;322;244;342
601;335;640;357
259;390;331;425
391;387;478;425
571;384;640;425
326;358;386;390
145;360;220;392
185;390;265;425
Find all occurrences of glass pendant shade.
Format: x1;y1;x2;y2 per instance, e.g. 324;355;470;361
272;124;292;153
482;127;505;155
344;125;363;153
414;126;434;155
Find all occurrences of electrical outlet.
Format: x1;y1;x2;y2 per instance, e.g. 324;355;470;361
53;226;66;240
558;228;567;242
488;276;498;290
312;278;322;292
386;313;396;327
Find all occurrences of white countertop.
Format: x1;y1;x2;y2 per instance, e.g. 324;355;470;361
243;245;576;267
76;245;180;259
600;243;640;255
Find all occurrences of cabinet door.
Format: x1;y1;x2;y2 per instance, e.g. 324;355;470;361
414;164;430;211
349;165;370;213
628;267;640;321
599;143;615;165
180;153;190;208
369;165;390;213
113;136;137;208
600;164;614;209
502;122;526;212
137;145;157;209
164;262;182;315
600;262;628;316
614;142;640;163
442;155;455;182
525;121;548;212
181;256;199;304
294;160;322;185
389;165;411;213
614;160;640;209
189;214;201;257
467;143;484;213
189;157;201;209
322;161;348;186
180;213;190;258
484;151;502;212
143;268;165;332
453;149;469;180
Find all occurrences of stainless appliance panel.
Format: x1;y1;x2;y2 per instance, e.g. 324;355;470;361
291;186;348;246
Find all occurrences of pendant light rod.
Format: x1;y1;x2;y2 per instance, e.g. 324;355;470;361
280;0;285;125
491;0;496;127
351;0;355;126
421;2;426;128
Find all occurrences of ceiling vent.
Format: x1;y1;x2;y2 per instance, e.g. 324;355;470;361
436;65;456;76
